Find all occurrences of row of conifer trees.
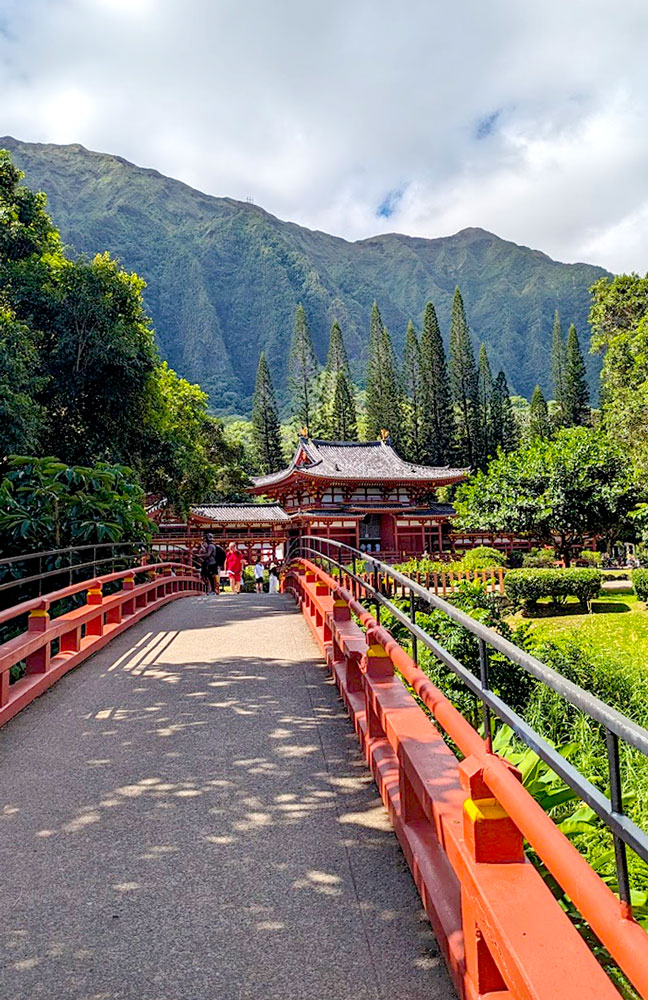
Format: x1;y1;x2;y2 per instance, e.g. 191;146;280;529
250;290;590;475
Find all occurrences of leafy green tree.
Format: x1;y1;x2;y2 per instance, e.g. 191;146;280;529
551;309;567;424
0;308;44;456
365;302;403;447
527;385;551;439
454;427;640;564
476;343;494;467
0;456;154;557
490;371;518;452
419;300;453;465
143;362;249;510
0;150;61;268
590;273;648;470
448;287;479;466
563;323;590;426
331;370;358;441
289;303;320;435
590;273;648;347
251;352;284;473
402;320;423;461
41;252;158;464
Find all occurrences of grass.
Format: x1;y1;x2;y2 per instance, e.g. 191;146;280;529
507;589;648;672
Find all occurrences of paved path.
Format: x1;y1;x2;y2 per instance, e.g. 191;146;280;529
0;593;454;1000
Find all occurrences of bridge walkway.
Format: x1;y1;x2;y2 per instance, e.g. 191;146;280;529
0;592;454;1000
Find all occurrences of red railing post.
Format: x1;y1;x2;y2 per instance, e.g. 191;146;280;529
361;626;394;743
85;581;104;637
26;600;51;674
459;755;524;996
122;574;136;615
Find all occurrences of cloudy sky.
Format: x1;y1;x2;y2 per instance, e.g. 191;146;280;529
1;0;647;272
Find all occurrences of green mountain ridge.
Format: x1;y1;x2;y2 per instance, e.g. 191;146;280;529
1;137;609;412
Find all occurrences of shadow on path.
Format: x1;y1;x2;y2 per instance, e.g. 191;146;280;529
0;593;454;1000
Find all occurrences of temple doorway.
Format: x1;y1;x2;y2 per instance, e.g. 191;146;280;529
360;513;381;552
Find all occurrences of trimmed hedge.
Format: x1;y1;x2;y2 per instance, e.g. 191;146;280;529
504;568;603;611
633;568;648;601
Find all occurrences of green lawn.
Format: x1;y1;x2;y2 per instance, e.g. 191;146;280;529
507;590;648;671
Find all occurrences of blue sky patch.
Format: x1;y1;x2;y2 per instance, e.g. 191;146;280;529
376;185;406;218
475;109;502;140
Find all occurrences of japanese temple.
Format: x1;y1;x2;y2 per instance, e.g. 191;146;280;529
181;437;468;561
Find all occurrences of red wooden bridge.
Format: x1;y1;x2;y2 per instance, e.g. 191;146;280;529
1;539;647;1000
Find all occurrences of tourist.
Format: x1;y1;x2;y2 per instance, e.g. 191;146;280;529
268;563;279;593
225;541;245;594
253;556;265;593
198;533;224;594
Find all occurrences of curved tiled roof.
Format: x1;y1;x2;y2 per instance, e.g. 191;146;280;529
251;439;467;488
190;503;290;523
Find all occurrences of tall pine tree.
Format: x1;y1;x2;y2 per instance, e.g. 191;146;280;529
551;309;567;424
528;385;551;439
331;371;357;441
448;287;479;466
251;352;284;473
289;303;320;435
402;320;423;461
490;370;518;453
321;319;357;438
476;343;494;467
420;300;453;465
365;302;403;447
326;319;349;375
564;324;590;426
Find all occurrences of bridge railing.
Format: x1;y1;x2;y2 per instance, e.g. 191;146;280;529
286;535;648;1000
0;558;204;728
0;539;200;607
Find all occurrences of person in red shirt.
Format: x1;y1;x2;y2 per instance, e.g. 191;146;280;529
225;541;245;594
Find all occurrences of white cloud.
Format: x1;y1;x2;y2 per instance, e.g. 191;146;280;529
1;0;648;271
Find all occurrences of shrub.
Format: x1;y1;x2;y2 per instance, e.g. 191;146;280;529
458;546;507;570
504;568;603;611
633;568;648;601
522;547;556;568
578;549;602;567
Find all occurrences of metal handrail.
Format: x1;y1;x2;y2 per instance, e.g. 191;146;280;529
290;535;648;911
0;542;185;601
0;541;144;568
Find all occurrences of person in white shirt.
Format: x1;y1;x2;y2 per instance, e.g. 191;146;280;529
253;557;265;593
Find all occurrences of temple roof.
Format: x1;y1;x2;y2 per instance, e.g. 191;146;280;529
250;438;467;491
190;503;291;523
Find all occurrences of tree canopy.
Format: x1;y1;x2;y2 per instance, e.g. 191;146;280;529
0;456;154;557
590;272;648;470
454;427;641;563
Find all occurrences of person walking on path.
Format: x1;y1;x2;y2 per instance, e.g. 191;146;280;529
253;556;265;593
268;563;279;594
225;542;245;594
198;534;226;594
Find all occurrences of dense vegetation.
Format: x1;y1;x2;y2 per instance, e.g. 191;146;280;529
453;427;640;562
1;137;608;411
0;150;247;511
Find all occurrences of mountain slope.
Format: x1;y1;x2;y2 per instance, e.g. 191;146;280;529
1;137;609;411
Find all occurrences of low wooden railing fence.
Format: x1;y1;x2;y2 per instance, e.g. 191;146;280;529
358;565;506;598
